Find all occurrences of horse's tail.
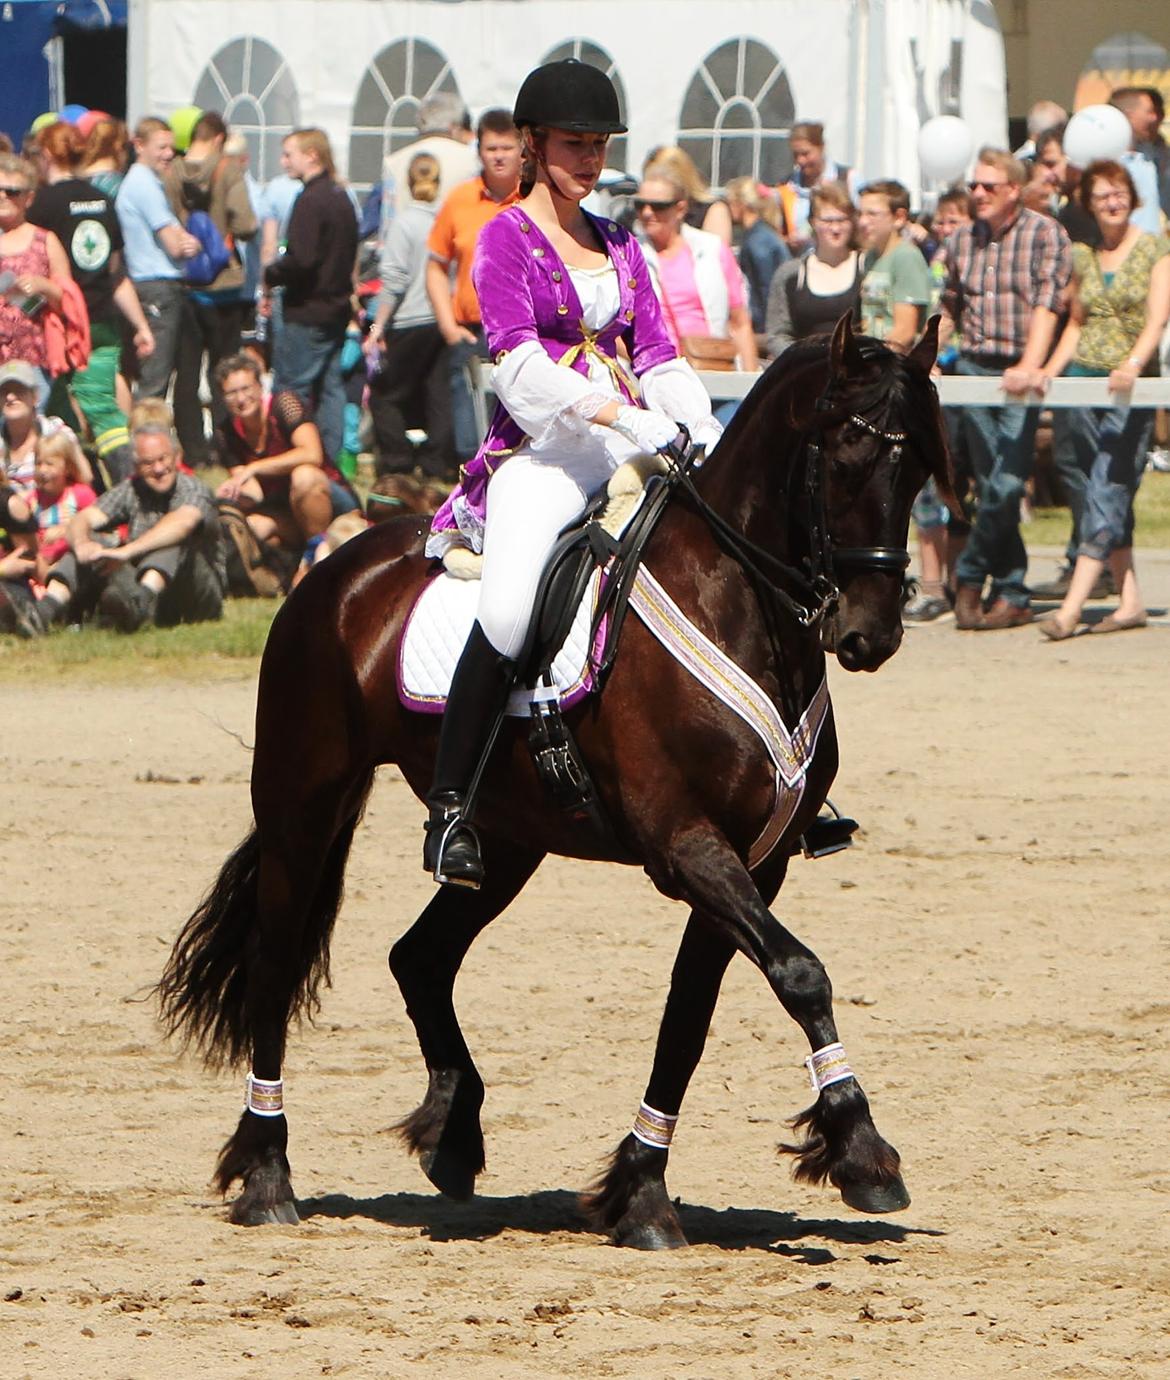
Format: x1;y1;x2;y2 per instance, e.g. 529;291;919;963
156;796;368;1068
156;828;262;1065
157;827;265;1068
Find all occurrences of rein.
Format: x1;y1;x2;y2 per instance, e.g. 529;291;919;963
663;392;912;630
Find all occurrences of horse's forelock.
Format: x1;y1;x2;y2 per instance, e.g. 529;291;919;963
840;348;953;495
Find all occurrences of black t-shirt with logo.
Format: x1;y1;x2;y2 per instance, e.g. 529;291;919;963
28;177;124;326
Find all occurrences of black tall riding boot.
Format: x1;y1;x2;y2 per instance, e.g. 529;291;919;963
423;621;517;888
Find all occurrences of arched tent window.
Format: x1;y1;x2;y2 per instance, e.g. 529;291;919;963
349;39;461;190
677;37;796;187
539;39;628;171
193;38;300;184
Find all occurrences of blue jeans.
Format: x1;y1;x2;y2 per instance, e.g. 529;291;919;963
447;329;488;461
273;318;346;462
952;355;1039;607
1065;403;1152;560
1047;410;1088;565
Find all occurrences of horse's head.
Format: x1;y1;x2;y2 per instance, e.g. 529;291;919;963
690;314;955;673
809;313;953;672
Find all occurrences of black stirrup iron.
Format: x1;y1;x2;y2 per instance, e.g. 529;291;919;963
798;799;860;860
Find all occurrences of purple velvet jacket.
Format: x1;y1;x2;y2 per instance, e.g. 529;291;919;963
429;206;678;549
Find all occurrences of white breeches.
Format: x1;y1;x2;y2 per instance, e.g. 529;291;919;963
478;446;618;658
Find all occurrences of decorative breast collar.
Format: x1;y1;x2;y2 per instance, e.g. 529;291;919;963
628;566;831;868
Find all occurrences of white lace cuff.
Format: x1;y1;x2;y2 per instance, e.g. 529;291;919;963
492;341;619;451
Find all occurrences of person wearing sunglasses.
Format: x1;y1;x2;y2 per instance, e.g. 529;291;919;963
0;153;71;391
638;145;732;246
938;147;1072;631
636;164;758;401
420;59;721;888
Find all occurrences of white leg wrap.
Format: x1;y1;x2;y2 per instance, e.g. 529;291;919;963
245;1073;284;1117
631;1101;679;1149
805;1042;855;1093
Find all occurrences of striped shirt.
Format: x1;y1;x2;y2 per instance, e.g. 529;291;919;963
940;208;1071;361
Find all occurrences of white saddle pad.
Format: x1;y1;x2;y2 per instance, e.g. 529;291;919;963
398;568;605;716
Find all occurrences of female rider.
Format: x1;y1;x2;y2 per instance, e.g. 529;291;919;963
423;59;721;888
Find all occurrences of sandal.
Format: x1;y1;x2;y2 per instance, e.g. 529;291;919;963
1037;615;1078;642
1089;611;1148;635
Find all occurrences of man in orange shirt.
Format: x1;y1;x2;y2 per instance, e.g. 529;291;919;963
425;109;522;461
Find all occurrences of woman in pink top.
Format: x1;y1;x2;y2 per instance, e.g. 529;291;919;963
0;154;70;381
636;164;757;418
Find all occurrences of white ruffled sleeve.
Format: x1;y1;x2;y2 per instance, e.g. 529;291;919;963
491;341;616;452
640;357;723;447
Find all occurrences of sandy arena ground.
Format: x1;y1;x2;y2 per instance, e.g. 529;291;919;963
1;551;1167;1379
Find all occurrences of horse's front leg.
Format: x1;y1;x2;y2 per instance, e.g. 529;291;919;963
583;911;735;1248
389;839;544;1200
661;827;907;1218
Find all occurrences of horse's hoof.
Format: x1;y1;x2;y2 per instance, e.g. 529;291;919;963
228;1159;300;1225
229;1195;300;1226
613;1219;689;1250
839;1175;911;1214
420;1147;477;1202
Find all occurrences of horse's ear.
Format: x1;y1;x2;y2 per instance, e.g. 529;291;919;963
910;315;942;373
829;310;864;379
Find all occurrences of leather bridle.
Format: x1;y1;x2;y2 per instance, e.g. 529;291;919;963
829;412;913;582
664;396;913;631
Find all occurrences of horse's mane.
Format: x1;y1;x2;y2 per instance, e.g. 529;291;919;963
711;332;951;493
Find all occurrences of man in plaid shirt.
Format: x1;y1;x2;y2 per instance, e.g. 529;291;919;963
940;148;1072;629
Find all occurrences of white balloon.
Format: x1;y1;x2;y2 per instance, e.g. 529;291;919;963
918;116;974;184
1063;105;1132;167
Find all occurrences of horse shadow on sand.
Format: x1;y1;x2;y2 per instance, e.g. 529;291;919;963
298;1188;944;1260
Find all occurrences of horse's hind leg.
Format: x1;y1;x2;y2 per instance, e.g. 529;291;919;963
584;912;735;1249
389;839;544;1201
216;776;373;1226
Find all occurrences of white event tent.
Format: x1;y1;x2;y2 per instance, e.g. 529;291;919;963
127;0;1007;200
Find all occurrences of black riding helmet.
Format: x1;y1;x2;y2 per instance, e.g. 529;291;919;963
513;58;627;134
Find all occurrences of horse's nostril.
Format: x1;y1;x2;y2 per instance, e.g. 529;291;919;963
839;631;869;661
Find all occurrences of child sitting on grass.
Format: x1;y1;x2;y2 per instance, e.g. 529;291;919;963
30;430;97;578
0;431;95;635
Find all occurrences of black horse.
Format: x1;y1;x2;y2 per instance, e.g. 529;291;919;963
159;314;952;1247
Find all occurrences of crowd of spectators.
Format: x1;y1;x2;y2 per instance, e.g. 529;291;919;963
0;82;1166;640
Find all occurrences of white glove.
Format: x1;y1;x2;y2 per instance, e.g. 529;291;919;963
690;417;724;454
610;406;680;456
